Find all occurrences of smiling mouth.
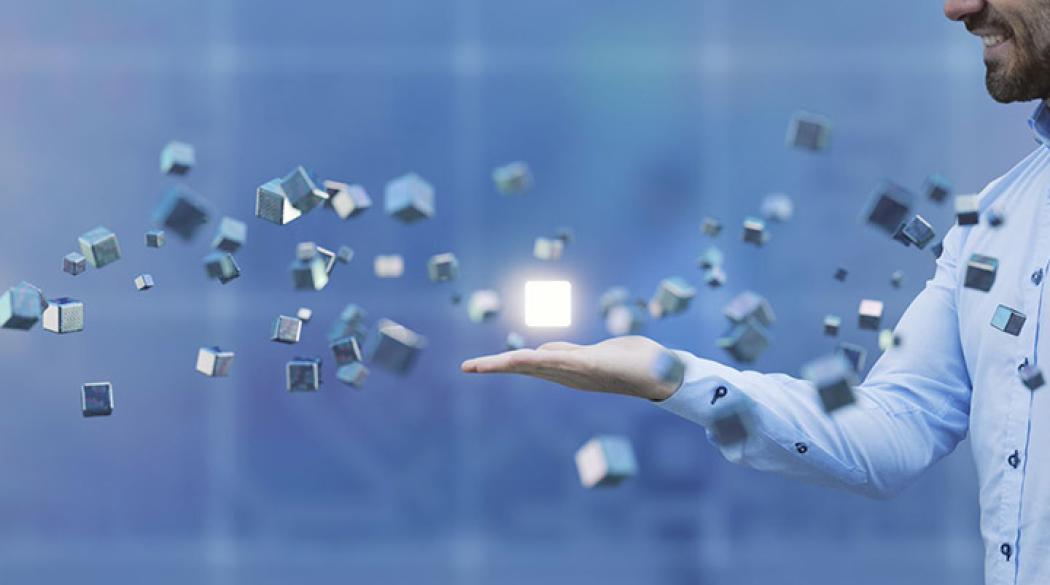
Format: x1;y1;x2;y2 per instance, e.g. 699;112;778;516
982;34;1010;48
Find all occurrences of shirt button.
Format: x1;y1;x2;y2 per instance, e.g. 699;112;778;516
1033;268;1044;285
1008;451;1021;469
1001;543;1013;561
795;442;808;454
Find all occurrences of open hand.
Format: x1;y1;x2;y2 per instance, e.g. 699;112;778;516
460;335;683;401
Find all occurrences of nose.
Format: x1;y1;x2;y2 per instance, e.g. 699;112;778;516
944;0;985;21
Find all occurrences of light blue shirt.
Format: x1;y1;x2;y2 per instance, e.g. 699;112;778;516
657;101;1050;585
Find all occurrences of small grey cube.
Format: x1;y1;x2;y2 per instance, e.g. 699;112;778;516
891;270;905;288
81;382;114;417
862;181;914;236
196;346;234;377
328;303;368;342
955;194;980;226
296;307;313;322
255;178;303;225
160;140;195;175
575;435;638;488
365;318;427;374
533;237;564;261
834;267;848;282
281;165;329;213
701;217;722;237
153;185;212;240
760;193;794;223
505;331;526;350
211;217;247;253
287;358;321;392
724;291;775;327
272;315;303;344
134;274;154;291
384;173;435;223
703;266;727;288
78;226;122;268
923;174;952;203
43;297;84;334
492;161;533;194
696;247;724;270
964;254;998;292
324;180;372;220
786;111;831;152
0;282;47;330
717;320;770;364
330;335;363;365
741;217;769;246
650;277;696;318
605;304;646;336
427;253;459;282
337;245;354;264
858;299;884;330
1020;364;1045;390
803;354;857;413
991;305;1026;336
204;252;241;284
145;230;166;248
823;314;841;336
898;214;936;249
63;252;86;276
336;363;369;388
290;257;330;291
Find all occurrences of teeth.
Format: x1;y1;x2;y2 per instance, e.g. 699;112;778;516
983;35;1006;47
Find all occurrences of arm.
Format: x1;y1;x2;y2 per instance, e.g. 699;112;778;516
461;227;972;499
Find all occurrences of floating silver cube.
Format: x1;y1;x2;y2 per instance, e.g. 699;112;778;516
696;246;724;270
336;363;369;389
836;342;867;374
330;335;363;365
897;214;936;249
923;173;952;203
834;267;848;282
858;299;884;330
0;282;47;330
575;435;638;488
760;193;794;223
703;266;727;288
741;216;769;246
271;315;303;344
337;245;354;264
890;270;904;289
964;254;998;292
281;165;329;213
204;252;240;284
878;329;902;351
823;314;841;336
987;207;1005;228
160;140;195;175
650;277;696;318
724;291;776;327
1020;364;1045;390
287;358;322;392
384;173;435;223
290;256;329;291
468;290;501;323
427;253;459;282
701;217;722;237
505;331;526;350
366;318;427;374
374;254;405;279
328;303;368;342
255;178;303;225
786;110;831;152
991;305;1026;336
211;217;246;253
81;382;114;417
296;307;313;322
492;161;533;194
43;297;84;334
533;237;564;261
802;353;857;413
717;320;770;363
153;185;212;240
78;226;122;268
196;346;234;377
605;303;646;336
134;274;154;291
145;229;165;248
63;252;86;276
862;181;914;236
599;286;631;317
323;180;372;219
955;194;980;226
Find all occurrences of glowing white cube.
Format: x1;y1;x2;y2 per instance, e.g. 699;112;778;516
524;280;571;327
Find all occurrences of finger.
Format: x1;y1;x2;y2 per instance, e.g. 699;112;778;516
463;348;577;375
537;341;582;352
461;350;537;373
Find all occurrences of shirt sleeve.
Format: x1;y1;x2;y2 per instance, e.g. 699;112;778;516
654;225;974;499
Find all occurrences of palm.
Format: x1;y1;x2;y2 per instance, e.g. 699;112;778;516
460;335;680;401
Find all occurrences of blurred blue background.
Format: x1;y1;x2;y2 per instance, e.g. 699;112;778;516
0;1;1038;583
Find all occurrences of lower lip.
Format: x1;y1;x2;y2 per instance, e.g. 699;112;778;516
984;37;1012;60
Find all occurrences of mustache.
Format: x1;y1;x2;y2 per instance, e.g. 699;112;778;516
966;8;1012;34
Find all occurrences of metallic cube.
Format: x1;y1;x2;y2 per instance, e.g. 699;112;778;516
330;335;363;365
328;303;368;342
533;237;564;261
836;342;867;374
145;229;165;248
0;282;47;330
703;266;727;288
802;353;857;413
374;254;405;279
290;256;328;291
81;382;114;417
134;274;154;291
879;329;902;351
204;252;241;284
365;318;427;374
153;185;212;240
823;314;841;336
696;246;724;270
987;207;1005;228
786;110;831;151
160;140;195;175
575;435;638;488
255;178;303;225
891;270;905;288
741;216;769;246
492;161;533;194
468;290;501;323
287;358;321;392
862;181;914;236
271;315;303;344
323;180;372;219
506;331;526;350
955;194;980;226
337;246;354;264
296;307;313;322
898;214;936;249
834;267;848;282
384;173;435;223
427;253;459;282
78;226;122;268
196;346;234;377
336;363;369;389
991;305;1026;336
717;320;770;363
599;286;631;317
1020;364;1045;390
701;217;722;237
923;173;952;203
650;277;696;318
760;193;794;223
63;252;86;276
43;297;84;334
281;165;329;213
605;304;646;336
724;291;775;327
858;299;884;330
211;217;246;253
965;254;998;292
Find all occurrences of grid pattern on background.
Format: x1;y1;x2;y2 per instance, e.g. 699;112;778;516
0;1;1035;583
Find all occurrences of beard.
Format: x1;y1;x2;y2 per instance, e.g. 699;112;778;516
971;2;1050;103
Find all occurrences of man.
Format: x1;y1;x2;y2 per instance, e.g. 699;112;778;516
462;1;1050;583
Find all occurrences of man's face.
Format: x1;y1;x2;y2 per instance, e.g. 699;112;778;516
945;0;1050;102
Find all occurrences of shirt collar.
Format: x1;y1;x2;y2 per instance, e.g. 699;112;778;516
1029;100;1050;144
